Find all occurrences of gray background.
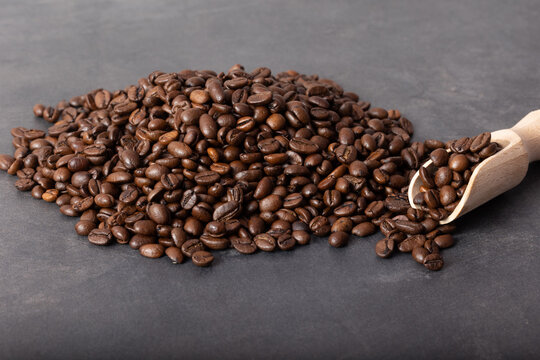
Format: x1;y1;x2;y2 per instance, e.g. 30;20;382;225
1;0;539;359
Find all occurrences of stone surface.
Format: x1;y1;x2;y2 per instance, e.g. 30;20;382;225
0;0;539;358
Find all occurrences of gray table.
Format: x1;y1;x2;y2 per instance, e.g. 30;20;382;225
1;0;539;358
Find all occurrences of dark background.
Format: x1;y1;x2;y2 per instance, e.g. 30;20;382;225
1;0;539;359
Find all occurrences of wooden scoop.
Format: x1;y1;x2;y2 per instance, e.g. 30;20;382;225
408;110;540;224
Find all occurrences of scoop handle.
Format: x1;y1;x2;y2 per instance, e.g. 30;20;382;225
511;109;540;162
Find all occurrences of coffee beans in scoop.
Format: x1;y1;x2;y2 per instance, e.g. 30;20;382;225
0;65;501;270
413;133;502;219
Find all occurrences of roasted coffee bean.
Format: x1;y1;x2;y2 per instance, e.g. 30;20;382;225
423;253;444;271
88;228;113;246
200;234;229;250
231;236;257;254
165;247;184;264
434;234;454;248
139;244;165;259
448;154;469;172
398;235;426;252
191;250;214;267
352;222;377;237
375;238;394;258
75;220;96;236
291;230;310;245
111;226;130;244
277;233;296;250
147;203;171;225
310;216;331;236
430;148;449;167
328;231;349;248
394;220;424;235
254;234;276;252
412;247;429;264
181;239;205;257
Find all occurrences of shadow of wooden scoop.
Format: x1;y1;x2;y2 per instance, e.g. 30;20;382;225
408;110;540;224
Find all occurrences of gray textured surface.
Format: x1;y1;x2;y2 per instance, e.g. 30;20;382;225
1;0;539;359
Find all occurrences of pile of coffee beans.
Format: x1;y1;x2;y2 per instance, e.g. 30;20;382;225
413;133;502;217
0;65;501;270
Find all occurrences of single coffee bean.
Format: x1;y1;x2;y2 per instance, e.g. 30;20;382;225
423;253;444;271
165;247;184;264
429;148;449;167
448;154;469;172
191;250;214;267
375;238;394;258
200;234;229;250
352;222;377;237
412;247;429;264
139;244;165;258
231;236;257;254
181;239;205;258
254;234;276;252
75;220;96;236
88;228;112;246
434;234;454;248
277;233;296;251
328;231;349;248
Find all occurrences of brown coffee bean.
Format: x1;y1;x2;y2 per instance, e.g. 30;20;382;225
309;216;331;236
423;253;444;271
375;238;394;258
398;235;426;252
434;234;454;248
291;230;310;245
192;250;214;267
231;236;257;254
88;228;113;246
352;222;377;237
328;231;349;248
254;234;276;252
75;220;96;236
165;247;184;264
448;154;469;172
412;247;429;264
139;244;165;258
277;233;296;250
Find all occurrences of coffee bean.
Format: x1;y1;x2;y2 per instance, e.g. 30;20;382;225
329;231;349;248
277;233;296;250
181;239;205;257
88;228;112;246
430;148;449;167
111;226;130;244
191;250;214;267
165;247;184;264
352;222;377;237
398;235;426;252
423;253;444;271
434;234;454;248
375;238;394;258
448;154;469;172
200;234;229;250
139;244;165;258
291;230;310;245
148;204;171;225
75;220;96;236
231;236;257;254
309;216;331;236
394;220;424;235
254;234;276;252
412;247;429;264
